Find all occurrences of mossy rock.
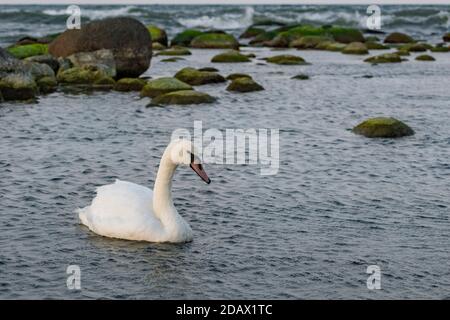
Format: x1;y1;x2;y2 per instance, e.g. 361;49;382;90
342;42;368;54
7;43;48;59
327;26;365;44
56;65;108;84
415;54;435;61
94;76;115;86
364;53;402;63
22;61;55;81
265;54;307;65
140;77;192;98
239;26;265;39
211;50;250;63
190;33;239;49
151;90;215;105
365;42;389;50
249;30;279;46
353;117;414;138
395;50;410;56
399;43;431;52
384;32;415;44
226;77;264;93
430;45;449;53
315;40;335;50
171;29;204;47
226;73;252;80
152;42;166;50
291;74;309;80
0;73;37;101
443;33;450;42
174;67;226;85
147;25;168;46
289;36;332;49
160;57;185;62
36;76;57;94
156;47;191;56
324;42;347;51
114;78;146;91
365;36;380;42
198;67;219;72
25;54;60;73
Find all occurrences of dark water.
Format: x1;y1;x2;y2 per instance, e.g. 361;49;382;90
1;5;450;299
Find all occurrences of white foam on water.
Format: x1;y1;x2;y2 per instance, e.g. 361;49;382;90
177;6;254;30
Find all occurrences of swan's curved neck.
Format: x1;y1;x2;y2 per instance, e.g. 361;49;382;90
152;150;179;227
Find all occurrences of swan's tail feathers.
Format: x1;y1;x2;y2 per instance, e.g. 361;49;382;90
77;206;91;227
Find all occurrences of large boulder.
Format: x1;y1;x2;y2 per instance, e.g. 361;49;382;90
151;90;215;105
140;77;192;98
353;117;414;138
174;67;226;85
190;33;239;49
384;32;414;44
48;17;151;78
0;73;37;101
226;77;264;92
211;50;251;63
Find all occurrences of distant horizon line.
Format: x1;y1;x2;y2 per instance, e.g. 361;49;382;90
0;1;449;5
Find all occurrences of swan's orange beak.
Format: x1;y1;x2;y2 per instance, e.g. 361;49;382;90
190;162;211;184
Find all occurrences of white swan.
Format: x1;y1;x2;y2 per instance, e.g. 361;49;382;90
78;139;211;243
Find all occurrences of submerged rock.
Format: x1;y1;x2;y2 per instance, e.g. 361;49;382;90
226;73;252;80
399;43;430;52
7;43;48;59
226;77;264;92
190;33;239;49
342;42;368;54
211;50;250;63
289;36;331;49
384;32;415;44
160;57;185;62
395;50;410;56
364;53;402;63
140;77;192;98
324;42;346;51
365;42;389;50
353;117;414;138
49;17;151;77
171;29;204;47
114;78;147;91
291;74;309;80
415;54;435;61
198;67;219;72
156;47;191;56
0;73;37;101
147;25;168;46
265;54;307;65
151;90;215;105
239;26;265;39
174;67;226;85
430;45;449;52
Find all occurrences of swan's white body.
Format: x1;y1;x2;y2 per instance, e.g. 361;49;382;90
78;140;208;243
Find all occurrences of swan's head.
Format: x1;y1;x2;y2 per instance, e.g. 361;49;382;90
168;139;211;184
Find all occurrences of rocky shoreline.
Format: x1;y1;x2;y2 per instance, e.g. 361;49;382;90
1;17;449;138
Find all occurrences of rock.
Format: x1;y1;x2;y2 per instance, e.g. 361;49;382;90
198;67;219;72
57;65;109;84
342;42;368;54
0;73;37;101
443;33;450;42
395;50;410;56
36;76;57;94
152;42;166;50
22;61;55;81
66;49;116;77
171;29;204;47
265;54;307;65
324;42;346;51
24;54;60;73
365;42;389;50
353;117;414;138
174;67;226;85
160;57;185;62
114;78;147;91
399;43;430;52
364;53;402;63
328;26;365;44
156;47;191;56
226;73;252;80
365;36;380;42
151;90;215;105
415;54;435;61
226;77;264;92
315;40;335;50
15;34;59;46
190;33;239;49
384;32;414;44
239;26;265;39
249;30;279;46
7;43;48;59
57;57;73;73
291;74;309;80
147;25;168;46
140;77;192;98
289;36;331;49
211;50;251;63
430;45;449;52
48;17;151;77
93;76;116;90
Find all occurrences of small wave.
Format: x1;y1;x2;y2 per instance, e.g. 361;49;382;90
177;6;254;30
43;5;139;20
